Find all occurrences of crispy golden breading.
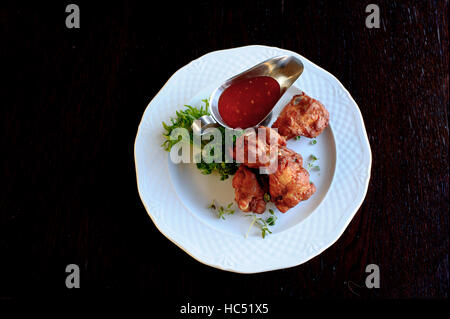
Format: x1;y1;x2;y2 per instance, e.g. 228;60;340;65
272;93;329;139
232;165;267;214
232;126;286;168
269;147;316;213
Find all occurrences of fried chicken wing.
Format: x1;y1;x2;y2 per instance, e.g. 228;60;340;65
272;92;329;139
232;126;286;168
269;147;316;213
232;165;267;214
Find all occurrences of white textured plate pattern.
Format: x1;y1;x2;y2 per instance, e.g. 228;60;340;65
134;45;372;273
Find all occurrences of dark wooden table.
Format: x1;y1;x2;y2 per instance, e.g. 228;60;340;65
1;0;448;305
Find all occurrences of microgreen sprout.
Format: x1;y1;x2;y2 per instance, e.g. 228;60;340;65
208;200;235;220
207;199;216;210
245;209;277;239
307;154;320;171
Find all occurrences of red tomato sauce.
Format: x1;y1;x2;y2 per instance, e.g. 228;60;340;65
218;76;280;128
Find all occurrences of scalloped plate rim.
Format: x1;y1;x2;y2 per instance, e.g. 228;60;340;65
134;45;372;273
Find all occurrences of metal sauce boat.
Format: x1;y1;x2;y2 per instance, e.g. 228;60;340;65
192;55;304;135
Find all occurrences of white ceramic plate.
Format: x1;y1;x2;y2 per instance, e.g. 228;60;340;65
134;45;372;273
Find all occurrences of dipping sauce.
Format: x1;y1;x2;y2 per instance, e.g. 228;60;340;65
218;76;280;128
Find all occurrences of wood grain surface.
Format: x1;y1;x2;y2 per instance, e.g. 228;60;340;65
0;0;448;302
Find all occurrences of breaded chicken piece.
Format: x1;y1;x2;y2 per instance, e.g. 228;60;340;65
269;147;316;213
272;93;329;139
232;126;286;168
232;165;267;214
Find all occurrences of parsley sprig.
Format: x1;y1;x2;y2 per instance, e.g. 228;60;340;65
196;160;239;181
161;100;239;180
161;100;209;151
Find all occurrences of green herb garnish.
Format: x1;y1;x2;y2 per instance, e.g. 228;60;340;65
161;101;209;151
307;162;320;170
245;210;277;238
295;136;301;140
209;200;235;220
208;199;216;210
307;155;320;171
196;160;239;181
310;139;317;145
265;209;277;226
161;100;239;180
263;193;271;203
